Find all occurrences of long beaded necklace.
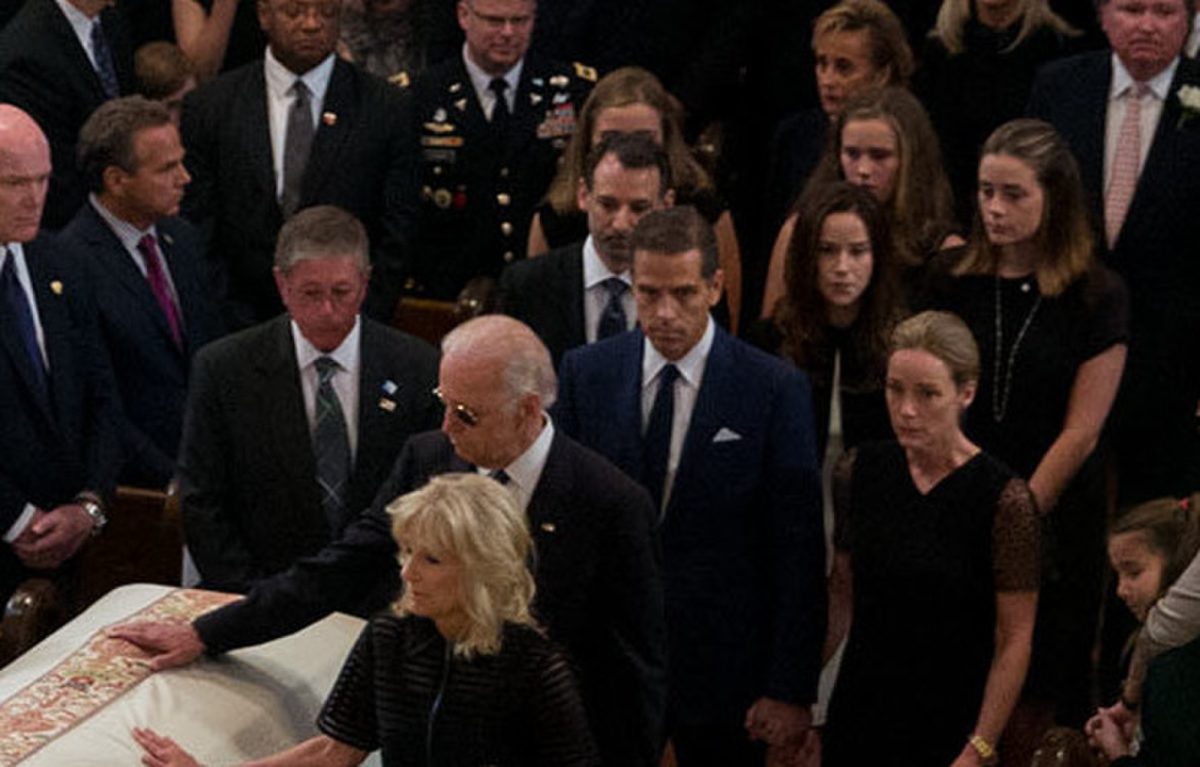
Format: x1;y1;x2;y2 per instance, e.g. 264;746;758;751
992;276;1042;423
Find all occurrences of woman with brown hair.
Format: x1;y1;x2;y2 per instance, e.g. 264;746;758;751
928;118;1128;734
762;86;960;316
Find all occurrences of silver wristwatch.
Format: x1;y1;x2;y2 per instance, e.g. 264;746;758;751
79;499;107;536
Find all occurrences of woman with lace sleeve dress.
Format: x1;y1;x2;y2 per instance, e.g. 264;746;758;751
822;310;1040;767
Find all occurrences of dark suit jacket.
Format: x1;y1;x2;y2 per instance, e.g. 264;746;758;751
408;54;593;298
1028;53;1200;499
0;235;122;594
58;204;224;487
178;315;440;593
180;57;413;328
193;428;667;767
0;0;133;230
498;240;586;368
555;326;825;725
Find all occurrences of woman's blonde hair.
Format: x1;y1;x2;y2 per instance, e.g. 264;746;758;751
814;0;915;87
931;0;1078;56
889;310;980;389
388;473;536;657
954;119;1093;296
545;66;711;214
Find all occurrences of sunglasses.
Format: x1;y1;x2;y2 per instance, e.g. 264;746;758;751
432;387;480;427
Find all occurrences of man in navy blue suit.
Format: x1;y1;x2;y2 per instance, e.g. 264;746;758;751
1028;0;1200;504
0;104;121;604
59;95;224;488
555;206;825;766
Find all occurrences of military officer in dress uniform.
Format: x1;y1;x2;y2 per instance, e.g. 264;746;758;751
405;0;595;299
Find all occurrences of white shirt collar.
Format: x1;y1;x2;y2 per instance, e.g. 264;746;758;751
461;42;523;104
1110;53;1179;101
582;235;631;290
478;415;554;508
642;315;715;391
264;45;336;103
290;314;361;375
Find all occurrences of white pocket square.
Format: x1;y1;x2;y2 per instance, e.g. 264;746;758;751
712;427;742;443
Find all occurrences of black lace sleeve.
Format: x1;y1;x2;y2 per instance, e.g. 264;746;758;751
317;620;381;753
992;478;1041;592
832;447;857;553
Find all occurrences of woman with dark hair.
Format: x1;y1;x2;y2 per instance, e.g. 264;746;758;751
929;118;1128;734
823;310;1040;766
762;86;960;316
133;474;598;766
172;0;267;79
917;0;1078;221
776;182;899;482
529;66;743;329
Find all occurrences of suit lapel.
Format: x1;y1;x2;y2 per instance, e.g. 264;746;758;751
561;243;586;346
25;242;75;426
241;67;278;210
668;327;732;513
353;320;394;485
258;318;317;488
0;251;53;420
1074;56;1111;225
42;0;107;102
301;60;356;203
509;64;543;155
526;431;568;533
83;206;183;354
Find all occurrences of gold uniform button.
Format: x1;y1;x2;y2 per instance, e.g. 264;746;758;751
501;222;514;236
496;193;511;206
433;166;443;176
499;167;510;178
503;251;515;262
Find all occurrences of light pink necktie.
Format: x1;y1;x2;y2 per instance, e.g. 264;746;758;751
1105;83;1148;248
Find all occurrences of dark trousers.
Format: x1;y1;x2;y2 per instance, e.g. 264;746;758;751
671;722;765;767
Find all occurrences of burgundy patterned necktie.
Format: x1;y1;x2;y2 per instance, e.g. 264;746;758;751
137;233;183;348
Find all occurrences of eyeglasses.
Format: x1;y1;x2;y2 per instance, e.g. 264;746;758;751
465;3;534;30
433;387;480;427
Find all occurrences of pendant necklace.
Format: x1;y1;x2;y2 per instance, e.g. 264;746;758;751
992;275;1042;423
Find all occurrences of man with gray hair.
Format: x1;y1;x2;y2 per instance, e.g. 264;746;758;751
113;314;668;767
59;95;223;488
175;205;439;593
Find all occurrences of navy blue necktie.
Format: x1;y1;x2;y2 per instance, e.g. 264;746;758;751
642;364;679;513
489;77;510;134
1;250;47;397
489;468;511;486
313;356;351;531
597;277;628;340
90;19;120;99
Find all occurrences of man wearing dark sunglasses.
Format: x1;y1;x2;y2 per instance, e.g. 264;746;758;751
113;314;667;767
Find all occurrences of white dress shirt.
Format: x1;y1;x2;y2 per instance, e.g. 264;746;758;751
1104;55;1179;195
641;316;715;510
89;196;181;308
1;243;49;542
291;316;362;461
476;415;554;511
462;43;522;120
264;48;336;198
581;235;635;343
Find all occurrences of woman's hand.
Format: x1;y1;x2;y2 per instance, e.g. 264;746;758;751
133;727;201;767
949;742;984;767
1084;711;1132;760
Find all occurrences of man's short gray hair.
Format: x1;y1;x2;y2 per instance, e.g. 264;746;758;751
441;315;557;409
274;205;371;274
